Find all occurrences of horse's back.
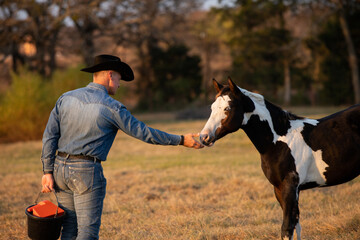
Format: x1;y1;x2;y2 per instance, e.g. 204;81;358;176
302;104;360;186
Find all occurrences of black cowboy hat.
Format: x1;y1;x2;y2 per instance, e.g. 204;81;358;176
81;54;134;81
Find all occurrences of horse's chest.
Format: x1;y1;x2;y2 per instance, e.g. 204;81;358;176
260;141;297;187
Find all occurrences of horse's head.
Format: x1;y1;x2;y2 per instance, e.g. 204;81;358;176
200;77;255;146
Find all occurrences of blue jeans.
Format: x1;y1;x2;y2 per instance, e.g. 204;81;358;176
54;156;107;240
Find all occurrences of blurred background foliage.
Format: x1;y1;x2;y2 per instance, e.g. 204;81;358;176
0;66;88;142
142;43;202;111
0;0;359;142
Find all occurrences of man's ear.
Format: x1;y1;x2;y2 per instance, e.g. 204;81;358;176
108;71;117;83
213;78;223;93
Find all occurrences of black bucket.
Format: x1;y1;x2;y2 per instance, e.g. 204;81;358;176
25;191;65;240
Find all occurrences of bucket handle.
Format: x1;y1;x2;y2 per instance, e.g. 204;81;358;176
34;190;60;218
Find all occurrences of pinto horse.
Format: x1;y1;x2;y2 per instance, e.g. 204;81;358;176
200;77;360;240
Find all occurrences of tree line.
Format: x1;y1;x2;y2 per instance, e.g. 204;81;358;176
0;0;359;109
211;0;359;105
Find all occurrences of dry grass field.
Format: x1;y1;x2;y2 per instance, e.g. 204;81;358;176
1;108;360;240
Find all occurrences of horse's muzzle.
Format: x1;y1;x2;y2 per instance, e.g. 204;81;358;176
200;131;215;147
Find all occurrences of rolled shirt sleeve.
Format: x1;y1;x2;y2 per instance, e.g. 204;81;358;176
113;104;181;146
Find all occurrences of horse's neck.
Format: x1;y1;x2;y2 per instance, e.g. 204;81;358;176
241;100;298;154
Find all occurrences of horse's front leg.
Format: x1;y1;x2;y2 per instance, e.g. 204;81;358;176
274;171;300;240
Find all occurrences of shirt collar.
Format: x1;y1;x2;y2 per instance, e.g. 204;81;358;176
87;82;108;94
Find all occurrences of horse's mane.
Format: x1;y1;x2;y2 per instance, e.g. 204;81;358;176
285;110;303;120
265;100;304;121
240;88;303;121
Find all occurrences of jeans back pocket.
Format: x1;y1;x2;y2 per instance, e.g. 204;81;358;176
68;165;95;194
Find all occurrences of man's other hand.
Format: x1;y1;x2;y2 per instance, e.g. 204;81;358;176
41;173;55;193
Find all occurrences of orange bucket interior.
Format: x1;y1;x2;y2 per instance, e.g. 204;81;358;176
27;200;65;218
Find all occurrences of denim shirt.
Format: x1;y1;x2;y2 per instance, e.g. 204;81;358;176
41;82;181;173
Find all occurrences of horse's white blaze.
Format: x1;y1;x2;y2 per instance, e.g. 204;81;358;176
278;119;329;186
202;95;231;138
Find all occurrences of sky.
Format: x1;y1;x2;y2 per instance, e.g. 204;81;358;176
202;0;234;9
2;0;235;23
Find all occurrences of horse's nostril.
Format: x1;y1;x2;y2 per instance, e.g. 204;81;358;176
200;134;208;143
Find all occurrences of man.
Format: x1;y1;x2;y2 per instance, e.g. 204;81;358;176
41;54;203;240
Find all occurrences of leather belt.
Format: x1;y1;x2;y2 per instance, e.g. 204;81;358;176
57;152;101;163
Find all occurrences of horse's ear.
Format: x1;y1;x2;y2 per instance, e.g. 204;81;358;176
213;78;223;93
228;77;241;95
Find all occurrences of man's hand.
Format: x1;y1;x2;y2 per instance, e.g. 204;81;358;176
41;174;55;193
182;133;204;149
